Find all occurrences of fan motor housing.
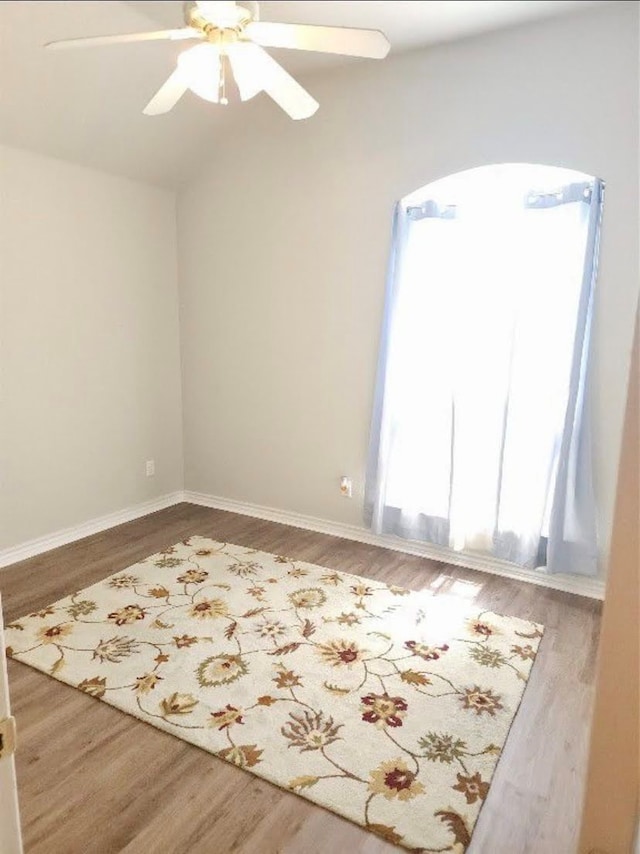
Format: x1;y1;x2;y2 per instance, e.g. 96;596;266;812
183;1;259;31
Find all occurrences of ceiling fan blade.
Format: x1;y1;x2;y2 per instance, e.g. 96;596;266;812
245;22;390;59
45;28;200;50
237;44;318;119
226;43;263;101
143;69;188;115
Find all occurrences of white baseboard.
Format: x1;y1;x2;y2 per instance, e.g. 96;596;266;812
0;487;606;600
0;492;184;570
183;490;606;601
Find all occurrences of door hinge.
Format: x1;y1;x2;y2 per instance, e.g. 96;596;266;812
0;715;17;759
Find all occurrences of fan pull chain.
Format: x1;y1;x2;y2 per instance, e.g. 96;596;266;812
219;54;228;105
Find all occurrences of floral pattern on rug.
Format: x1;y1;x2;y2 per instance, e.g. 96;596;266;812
5;537;543;852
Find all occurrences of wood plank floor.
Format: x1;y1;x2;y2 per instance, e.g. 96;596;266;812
1;503;601;854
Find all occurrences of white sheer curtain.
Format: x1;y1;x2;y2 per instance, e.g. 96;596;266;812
366;165;603;575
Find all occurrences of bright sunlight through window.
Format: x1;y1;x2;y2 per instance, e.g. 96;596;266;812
379;163;597;559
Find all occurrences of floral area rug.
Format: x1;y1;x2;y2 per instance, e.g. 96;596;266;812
5;537;543;852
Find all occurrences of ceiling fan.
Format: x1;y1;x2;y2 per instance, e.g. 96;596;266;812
45;1;391;120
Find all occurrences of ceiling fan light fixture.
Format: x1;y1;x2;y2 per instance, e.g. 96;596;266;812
226;43;264;101
176;42;221;103
46;1;390;120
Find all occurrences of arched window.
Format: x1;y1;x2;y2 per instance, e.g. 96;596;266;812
366;164;603;576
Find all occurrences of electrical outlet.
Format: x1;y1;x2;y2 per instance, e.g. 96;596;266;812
340;476;352;498
146;460;155;477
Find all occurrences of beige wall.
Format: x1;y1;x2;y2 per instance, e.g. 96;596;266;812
579;316;639;853
177;2;639;575
1;4;637;573
0;146;184;549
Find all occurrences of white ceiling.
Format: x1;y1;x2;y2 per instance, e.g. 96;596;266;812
1;1;603;188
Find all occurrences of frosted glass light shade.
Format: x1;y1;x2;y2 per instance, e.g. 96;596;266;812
177;43;221;103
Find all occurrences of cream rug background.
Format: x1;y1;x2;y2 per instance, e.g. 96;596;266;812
6;537;543;852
